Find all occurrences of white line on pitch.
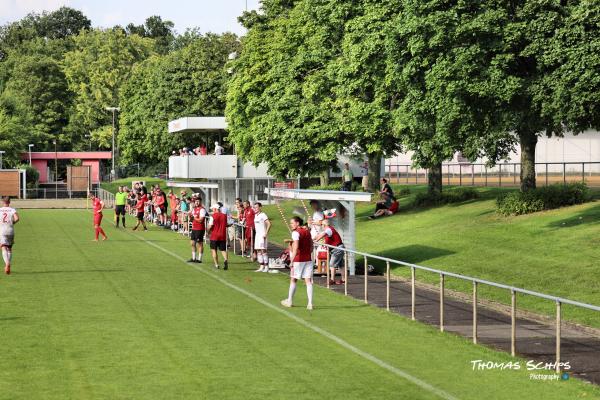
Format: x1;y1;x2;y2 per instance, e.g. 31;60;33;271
132;233;458;400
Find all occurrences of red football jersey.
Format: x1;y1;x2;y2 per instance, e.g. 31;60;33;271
191;207;206;231
209;212;227;241
93;198;103;214
244;207;255;227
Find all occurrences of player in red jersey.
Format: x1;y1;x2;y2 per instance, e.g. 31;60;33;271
208;204;228;270
89;193;108;241
243;200;255;260
132;192;148;231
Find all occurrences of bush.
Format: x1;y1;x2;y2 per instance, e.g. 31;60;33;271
18;164;39;188
307;181;363;191
412;187;479;207
496;183;591;216
398;187;411;196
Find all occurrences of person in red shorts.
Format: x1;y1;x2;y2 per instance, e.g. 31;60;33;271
89;193;108;241
208;203;228;270
132;192;148;231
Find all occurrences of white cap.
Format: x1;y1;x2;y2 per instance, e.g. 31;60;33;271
210;203;220;209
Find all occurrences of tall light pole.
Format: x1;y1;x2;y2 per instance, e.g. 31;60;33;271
105;107;120;180
0;150;5;169
53;139;58;197
84;134;92;151
28;144;34;165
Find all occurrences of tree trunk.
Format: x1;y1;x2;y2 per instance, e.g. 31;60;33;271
427;162;442;194
367;152;382;193
319;171;330;187
519;131;538;192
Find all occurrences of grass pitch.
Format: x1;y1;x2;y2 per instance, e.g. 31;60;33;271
1;209;599;399
263;185;600;328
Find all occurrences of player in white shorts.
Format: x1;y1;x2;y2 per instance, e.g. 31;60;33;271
0;197;20;275
253;202;271;272
281;216;314;310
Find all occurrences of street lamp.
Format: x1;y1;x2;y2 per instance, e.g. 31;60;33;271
0;150;5;169
28;144;34;165
53;139;57;196
105;107;120;180
84;134;92;151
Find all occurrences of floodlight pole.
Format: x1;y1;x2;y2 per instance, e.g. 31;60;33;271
53;139;57;198
0;150;4;169
105;107;120;180
28;144;34;165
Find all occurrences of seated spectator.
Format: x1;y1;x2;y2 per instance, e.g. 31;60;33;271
172;150;177;156
368;192;395;219
370;198;399;219
199;144;207;155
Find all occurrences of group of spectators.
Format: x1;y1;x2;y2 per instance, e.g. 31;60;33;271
171;142;225;157
369;178;399;219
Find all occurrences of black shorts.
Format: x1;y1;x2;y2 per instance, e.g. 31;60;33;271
190;230;205;243
137;211;144;221
115;205;126;216
210;240;226;251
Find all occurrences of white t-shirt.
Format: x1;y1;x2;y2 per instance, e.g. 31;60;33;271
215;145;224;155
311;210;324;238
0;207;17;235
292;231;300;241
254;212;269;236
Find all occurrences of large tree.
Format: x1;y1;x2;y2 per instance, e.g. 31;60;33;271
393;0;518;193
119;33;240;165
125;16;175;54
227;0;358;180
62;28;155;150
331;0;404;192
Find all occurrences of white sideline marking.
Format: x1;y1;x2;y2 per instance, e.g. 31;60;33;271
133;233;458;400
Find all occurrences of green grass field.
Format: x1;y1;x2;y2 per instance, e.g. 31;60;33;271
263;185;600;328
1;209;599;399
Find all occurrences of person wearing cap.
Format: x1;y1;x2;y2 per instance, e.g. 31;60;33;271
208;203;228;270
314;219;345;285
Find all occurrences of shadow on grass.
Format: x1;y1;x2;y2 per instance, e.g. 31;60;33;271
0;317;23;322
355;245;455;274
17;269;124;274
356;186;512;219
545;202;600;230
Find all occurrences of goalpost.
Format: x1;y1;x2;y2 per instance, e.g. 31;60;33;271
264;188;372;275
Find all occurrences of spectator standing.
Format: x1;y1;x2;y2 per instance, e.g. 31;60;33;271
199;143;207;155
214;141;224;155
342;163;354;191
314;219;345;285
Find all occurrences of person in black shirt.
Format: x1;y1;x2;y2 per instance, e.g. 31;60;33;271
380;178;394;198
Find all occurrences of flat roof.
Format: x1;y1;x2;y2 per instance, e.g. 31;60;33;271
168;117;227;133
165;181;219;189
21;151;112;160
264;188;372;202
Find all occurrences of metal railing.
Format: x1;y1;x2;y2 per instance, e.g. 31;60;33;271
97;188;115;208
385;162;600;187
314;241;600;373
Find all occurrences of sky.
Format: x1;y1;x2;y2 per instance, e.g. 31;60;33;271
0;0;261;35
